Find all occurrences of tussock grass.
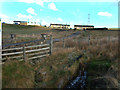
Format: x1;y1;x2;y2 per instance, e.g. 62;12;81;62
78;31;119;89
54;30;119;89
2;60;35;88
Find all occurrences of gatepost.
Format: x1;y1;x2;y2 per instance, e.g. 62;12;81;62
0;18;2;90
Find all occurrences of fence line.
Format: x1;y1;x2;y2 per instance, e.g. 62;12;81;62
25;44;49;49
2;43;52;62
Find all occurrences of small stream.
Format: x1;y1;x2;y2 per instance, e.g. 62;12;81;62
67;70;87;88
65;53;88;89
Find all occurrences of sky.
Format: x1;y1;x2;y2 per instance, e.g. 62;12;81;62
0;0;119;28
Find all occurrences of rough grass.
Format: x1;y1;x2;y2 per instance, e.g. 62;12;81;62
35;48;82;88
2;60;35;88
79;31;119;89
56;30;119;89
34;29;119;88
2;30;119;88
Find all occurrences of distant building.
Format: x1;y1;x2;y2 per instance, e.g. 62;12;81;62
50;24;70;29
27;22;40;26
13;21;40;26
13;21;27;25
74;25;94;30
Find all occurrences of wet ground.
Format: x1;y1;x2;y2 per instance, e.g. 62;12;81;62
67;70;87;89
65;54;88;89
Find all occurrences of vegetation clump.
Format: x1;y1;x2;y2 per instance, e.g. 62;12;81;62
2;60;35;88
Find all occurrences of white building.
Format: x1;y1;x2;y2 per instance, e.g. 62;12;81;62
13;21;41;26
27;21;40;26
74;25;94;30
50;24;70;29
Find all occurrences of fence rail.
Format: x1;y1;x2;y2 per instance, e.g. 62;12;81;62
2;47;23;52
2;41;52;62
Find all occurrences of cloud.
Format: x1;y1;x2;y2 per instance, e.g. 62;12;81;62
35;0;44;7
26;8;37;15
2;0;118;2
40;9;43;11
19;0;50;7
19;0;35;3
0;14;9;19
36;19;40;22
48;3;58;11
17;13;32;19
0;14;9;23
0;14;14;24
41;19;49;26
41;20;47;25
58;18;63;21
98;12;112;16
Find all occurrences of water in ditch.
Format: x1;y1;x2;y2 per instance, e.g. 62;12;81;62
67;70;87;88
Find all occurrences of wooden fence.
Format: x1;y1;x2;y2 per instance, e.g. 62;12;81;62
2;42;52;62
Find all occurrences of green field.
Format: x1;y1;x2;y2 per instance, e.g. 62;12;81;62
2;24;51;35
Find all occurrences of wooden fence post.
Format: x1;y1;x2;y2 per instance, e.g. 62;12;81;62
88;34;90;46
108;35;110;43
23;44;26;62
50;35;53;55
96;37;98;45
63;38;65;48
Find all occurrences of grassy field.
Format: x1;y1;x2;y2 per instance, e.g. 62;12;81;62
2;24;120;89
2;24;76;45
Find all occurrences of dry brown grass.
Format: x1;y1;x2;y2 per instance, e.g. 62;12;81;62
2;30;119;88
57;31;119;88
35;47;83;88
